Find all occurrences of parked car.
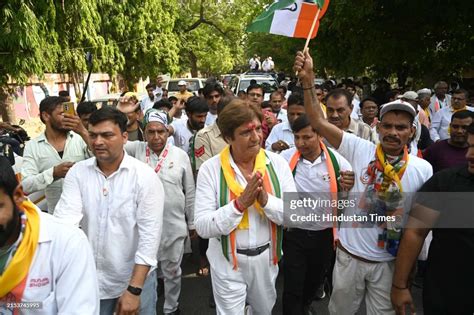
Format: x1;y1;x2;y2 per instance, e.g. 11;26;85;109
228;73;279;100
165;78;205;97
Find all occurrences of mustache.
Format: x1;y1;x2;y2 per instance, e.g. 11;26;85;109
383;136;401;144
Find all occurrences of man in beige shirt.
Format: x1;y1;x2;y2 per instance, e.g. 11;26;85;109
326;88;377;143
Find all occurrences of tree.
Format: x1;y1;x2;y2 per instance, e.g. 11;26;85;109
174;0;262;77
246;0;474;86
0;1;58;122
97;0;180;90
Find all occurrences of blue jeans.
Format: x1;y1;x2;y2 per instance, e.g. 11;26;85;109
99;269;157;315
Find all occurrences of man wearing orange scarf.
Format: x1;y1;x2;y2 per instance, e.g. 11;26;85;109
294;50;433;315
194;100;296;314
0;157;99;314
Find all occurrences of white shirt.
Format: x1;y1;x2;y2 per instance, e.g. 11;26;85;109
194;151;296;249
171;119;195;155
153;87;164;101
265;121;295;152
351;98;361;119
205;112;217;127
273;108;288;124
21;132;89;213
429;106;474;142
0;208;99;314
336;132;433;261
429;94;451;116
125;142;195;262
281;147;352;231
140;96;157;112
54;153;164;299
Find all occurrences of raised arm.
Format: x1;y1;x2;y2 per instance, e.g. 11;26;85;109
293;50;344;149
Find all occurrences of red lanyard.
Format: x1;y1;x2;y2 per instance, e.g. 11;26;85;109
146;144;170;174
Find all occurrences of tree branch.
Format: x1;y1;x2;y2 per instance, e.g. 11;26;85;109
184;0;228;37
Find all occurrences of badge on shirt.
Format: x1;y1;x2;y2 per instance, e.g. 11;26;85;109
321;173;331;182
195;145;205;158
360;167;370;184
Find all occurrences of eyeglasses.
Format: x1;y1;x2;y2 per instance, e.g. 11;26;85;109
248;93;263;98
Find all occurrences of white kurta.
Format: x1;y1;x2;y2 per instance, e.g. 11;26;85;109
194;150;296;314
125;141;195;262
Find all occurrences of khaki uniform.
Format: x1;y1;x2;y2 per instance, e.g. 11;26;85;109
175;91;194;103
194;122;227;171
346;117;377;143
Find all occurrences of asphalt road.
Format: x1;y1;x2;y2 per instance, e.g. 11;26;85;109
157;239;424;315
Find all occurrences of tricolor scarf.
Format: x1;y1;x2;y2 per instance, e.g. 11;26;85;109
219;146;282;270
289;141;340;242
0;200;40;301
359;144;409;256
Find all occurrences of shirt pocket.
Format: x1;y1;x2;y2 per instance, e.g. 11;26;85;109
110;192;136;219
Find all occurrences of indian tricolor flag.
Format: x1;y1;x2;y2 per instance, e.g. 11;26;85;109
247;0;329;39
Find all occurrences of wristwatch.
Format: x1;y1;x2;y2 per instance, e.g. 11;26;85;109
127;285;142;296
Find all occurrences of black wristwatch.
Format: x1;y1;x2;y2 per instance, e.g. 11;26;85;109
127;285;142;296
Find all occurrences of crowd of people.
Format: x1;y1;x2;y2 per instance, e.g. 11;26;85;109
0;50;473;315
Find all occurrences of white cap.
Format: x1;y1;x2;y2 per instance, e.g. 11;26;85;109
178;80;187;86
400;91;418;101
379;100;417;119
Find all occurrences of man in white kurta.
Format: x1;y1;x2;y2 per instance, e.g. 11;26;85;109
125;109;195;314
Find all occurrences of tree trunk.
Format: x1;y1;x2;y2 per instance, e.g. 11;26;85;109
189;51;198;77
0;86;15;123
71;72;82;102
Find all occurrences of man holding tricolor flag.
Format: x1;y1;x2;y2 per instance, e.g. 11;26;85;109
294;50;432;315
194;100;296;314
247;0;329;41
0;157;99;314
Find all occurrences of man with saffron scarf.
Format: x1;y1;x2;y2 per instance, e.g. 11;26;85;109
194;99;296;314
0;156;99;314
294;50;432;314
281;114;353;315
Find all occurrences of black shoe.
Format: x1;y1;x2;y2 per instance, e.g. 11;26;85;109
208;295;216;308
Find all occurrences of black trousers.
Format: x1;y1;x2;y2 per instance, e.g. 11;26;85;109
282;228;334;315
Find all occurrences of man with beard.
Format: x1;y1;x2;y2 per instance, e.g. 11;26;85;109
265;93;305;152
294;50;432;315
21;96;90;213
0;157;99;314
54;107;164;315
392;122;474;314
171;96;208;157
203;83;224;127
424;110;473;173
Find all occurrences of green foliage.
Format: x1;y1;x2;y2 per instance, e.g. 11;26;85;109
246;0;474;84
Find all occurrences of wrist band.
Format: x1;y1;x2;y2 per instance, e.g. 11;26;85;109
392;283;409;290
234;199;245;213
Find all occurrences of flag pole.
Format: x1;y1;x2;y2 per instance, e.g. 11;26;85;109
296;7;321;76
303;7;321;52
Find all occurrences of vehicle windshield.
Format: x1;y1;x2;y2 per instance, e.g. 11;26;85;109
239;79;278;93
168;80;200;92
